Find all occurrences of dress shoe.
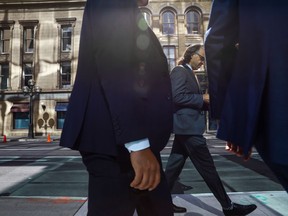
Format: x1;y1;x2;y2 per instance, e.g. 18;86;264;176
223;203;257;216
179;182;193;191
173;203;187;213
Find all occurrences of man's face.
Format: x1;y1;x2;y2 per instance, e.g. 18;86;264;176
189;47;205;70
137;0;149;6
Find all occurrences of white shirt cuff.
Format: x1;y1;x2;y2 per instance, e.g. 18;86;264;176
125;138;150;153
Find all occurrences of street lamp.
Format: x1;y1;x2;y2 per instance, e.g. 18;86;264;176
22;79;42;139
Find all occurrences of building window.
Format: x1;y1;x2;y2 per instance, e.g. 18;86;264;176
162;11;175;35
23;63;33;87
57;111;66;129
142;11;152;27
19;20;38;54
56;18;75;88
60;61;71;88
0;28;10;54
11;103;29;129
55;102;68;129
0;63;9;90
13;112;29;129
24;27;34;53
186;10;201;34
61;25;72;52
163;46;176;71
56;18;76;53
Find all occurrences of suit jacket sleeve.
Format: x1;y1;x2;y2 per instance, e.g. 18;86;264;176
170;67;203;110
85;1;171;145
204;0;239;119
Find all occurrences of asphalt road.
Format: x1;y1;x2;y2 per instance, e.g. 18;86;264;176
0;133;284;198
0;134;287;216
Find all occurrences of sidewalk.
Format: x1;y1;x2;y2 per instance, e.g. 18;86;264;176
0;191;287;216
0;135;60;142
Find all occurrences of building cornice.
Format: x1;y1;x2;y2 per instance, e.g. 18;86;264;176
0;0;86;11
0;0;86;4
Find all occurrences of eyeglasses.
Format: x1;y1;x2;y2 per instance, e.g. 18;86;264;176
194;52;205;62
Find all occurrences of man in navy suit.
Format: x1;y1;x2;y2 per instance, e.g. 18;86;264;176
205;0;288;192
165;44;257;215
60;0;174;215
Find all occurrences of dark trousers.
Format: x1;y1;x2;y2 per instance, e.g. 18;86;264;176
165;134;232;208
266;162;288;192
255;145;288;192
81;147;173;216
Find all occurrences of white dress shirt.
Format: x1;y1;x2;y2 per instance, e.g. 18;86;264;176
125;138;150;153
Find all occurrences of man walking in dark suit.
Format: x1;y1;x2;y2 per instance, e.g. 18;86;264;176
165;44;257;215
205;0;288;192
60;0;174;215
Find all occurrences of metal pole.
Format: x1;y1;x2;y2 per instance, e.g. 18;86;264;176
23;79;41;139
28;93;34;139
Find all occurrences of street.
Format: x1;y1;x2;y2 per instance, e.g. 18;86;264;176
0;134;287;216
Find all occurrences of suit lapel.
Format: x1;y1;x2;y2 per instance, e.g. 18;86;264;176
182;64;201;93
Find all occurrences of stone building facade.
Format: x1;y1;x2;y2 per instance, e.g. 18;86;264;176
0;0;212;137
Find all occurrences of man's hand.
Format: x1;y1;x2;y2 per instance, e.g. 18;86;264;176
203;93;210;104
226;142;252;161
130;148;160;191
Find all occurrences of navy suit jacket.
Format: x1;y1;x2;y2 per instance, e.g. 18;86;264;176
60;0;173;155
205;0;288;165
170;65;205;135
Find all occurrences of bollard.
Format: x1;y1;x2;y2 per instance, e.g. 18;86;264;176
3;135;7;143
47;134;51;143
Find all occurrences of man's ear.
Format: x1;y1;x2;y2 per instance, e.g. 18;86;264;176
137;0;148;6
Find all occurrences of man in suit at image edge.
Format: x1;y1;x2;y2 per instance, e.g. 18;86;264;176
60;0;174;215
205;0;288;192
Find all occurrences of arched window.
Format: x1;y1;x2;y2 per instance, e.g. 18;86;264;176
163;46;176;71
186;10;201;34
142;11;152;27
162;11;175;35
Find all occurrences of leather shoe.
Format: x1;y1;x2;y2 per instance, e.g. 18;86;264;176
223;203;257;216
180;183;193;191
173;203;187;213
